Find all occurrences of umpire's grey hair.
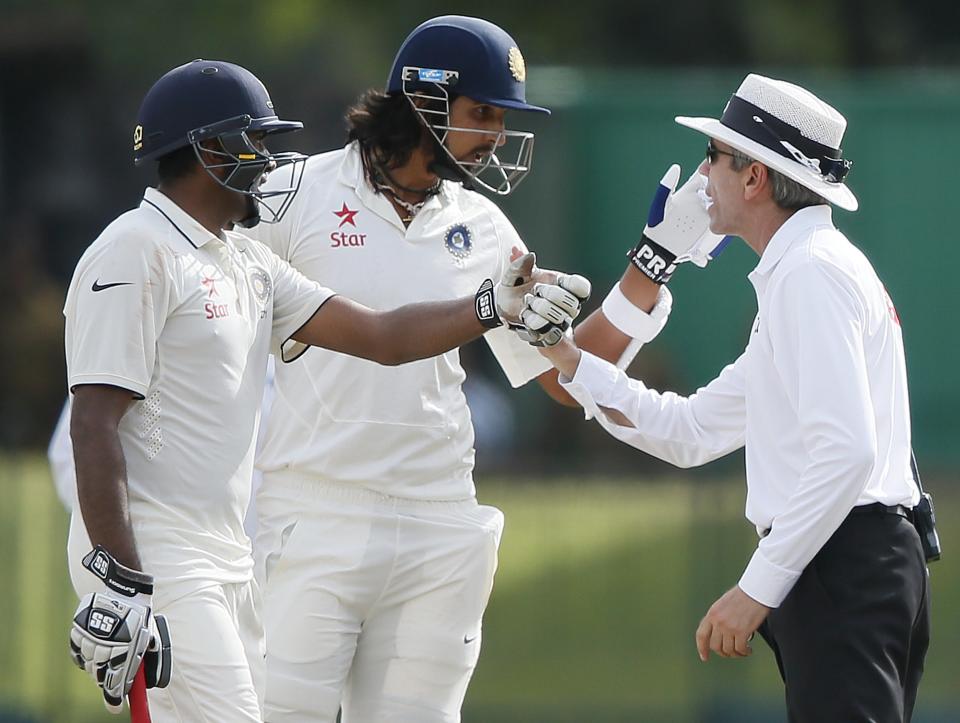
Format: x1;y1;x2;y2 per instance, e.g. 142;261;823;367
729;148;827;211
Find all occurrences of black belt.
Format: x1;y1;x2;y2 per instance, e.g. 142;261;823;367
760;503;911;537
849;502;912;520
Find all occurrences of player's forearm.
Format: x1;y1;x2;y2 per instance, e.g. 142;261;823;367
374;297;486;365
538;268;663;405
618;265;662;311
71;408;141;570
537;310;626;405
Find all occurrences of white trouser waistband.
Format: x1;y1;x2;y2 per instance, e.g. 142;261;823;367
260;469;477;511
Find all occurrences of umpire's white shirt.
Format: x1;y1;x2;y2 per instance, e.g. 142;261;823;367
561;205;918;607
64;187;334;601
249;142;550;500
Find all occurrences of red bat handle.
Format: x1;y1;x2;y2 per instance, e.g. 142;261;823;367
128;665;152;723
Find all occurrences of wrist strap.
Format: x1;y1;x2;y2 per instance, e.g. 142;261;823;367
475;278;502;329
82;545;154;597
627;236;678;284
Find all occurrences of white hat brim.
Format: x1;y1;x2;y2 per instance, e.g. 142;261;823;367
675;115;858;212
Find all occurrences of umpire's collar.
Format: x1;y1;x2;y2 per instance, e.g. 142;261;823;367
141;187;221;249
752;204;834;277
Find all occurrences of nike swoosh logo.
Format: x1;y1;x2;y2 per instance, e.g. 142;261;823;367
463;635;477;644
92;280;133;292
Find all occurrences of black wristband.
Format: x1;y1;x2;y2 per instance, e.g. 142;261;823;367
82;545;154;597
627;235;678;284
475;278;503;329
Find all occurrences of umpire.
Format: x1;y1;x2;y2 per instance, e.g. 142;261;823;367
536;74;932;722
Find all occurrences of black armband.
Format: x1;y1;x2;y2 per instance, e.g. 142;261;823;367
627;236;678;285
82;545;154;597
475;278;503;329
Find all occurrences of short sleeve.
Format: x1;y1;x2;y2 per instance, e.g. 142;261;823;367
267;249;336;361
480;202;553;386
64;238;173;398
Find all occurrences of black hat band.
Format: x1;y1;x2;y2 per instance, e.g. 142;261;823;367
720;95;852;183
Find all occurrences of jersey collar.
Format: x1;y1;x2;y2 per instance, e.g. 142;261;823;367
751;204;834;278
339;142;447;228
141;187;221;249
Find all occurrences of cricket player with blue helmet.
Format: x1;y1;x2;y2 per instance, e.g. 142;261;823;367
65;56;589;721
247;13;724;723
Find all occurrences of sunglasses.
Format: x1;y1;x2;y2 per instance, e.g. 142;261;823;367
705;142;736;165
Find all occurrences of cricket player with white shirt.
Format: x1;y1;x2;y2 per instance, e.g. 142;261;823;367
64;59;588;721
248;15;727;723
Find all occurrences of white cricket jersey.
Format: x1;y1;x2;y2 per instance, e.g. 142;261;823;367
63;187;334;595
249;142;550;500
560;205;918;607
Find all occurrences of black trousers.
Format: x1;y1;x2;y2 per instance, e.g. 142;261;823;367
757;510;930;723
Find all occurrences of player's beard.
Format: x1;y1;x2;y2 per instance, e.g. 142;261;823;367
235;194;261;229
426;135;468;184
426;136;496;189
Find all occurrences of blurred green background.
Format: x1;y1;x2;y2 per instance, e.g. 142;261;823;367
1;0;957;720
1;459;957;721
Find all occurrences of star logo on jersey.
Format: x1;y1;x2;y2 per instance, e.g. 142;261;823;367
202;276;220;298
333;203;359;228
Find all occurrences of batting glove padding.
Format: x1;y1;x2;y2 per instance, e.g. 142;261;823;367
482;252;592;338
69;547;171;713
515;274;592;347
628;165;730;284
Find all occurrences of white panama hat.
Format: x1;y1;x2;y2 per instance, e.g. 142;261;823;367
675;74;858;211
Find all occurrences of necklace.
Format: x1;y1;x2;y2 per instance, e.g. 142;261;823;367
376;189;425;224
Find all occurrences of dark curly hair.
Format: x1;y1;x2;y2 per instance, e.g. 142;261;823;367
345;89;453;179
346;90;423;169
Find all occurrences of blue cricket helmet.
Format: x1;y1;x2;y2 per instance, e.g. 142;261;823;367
134;59;303;165
386;16;549;115
133;59;307;226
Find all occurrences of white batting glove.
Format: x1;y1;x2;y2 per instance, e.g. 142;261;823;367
474;252;591;332
514;283;582;346
628;165;731;284
69;547;171;713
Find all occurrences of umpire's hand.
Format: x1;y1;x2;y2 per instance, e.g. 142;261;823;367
696;585;770;661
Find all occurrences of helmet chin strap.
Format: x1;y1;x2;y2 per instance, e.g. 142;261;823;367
234;193;262;229
425;135;475;189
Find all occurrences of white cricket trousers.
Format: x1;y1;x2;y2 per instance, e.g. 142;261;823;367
67;513;266;722
254;474;505;723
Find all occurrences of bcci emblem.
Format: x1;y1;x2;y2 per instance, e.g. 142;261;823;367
508;47;526;82
249;267;272;304
444;224;472;260
133;125;144;152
